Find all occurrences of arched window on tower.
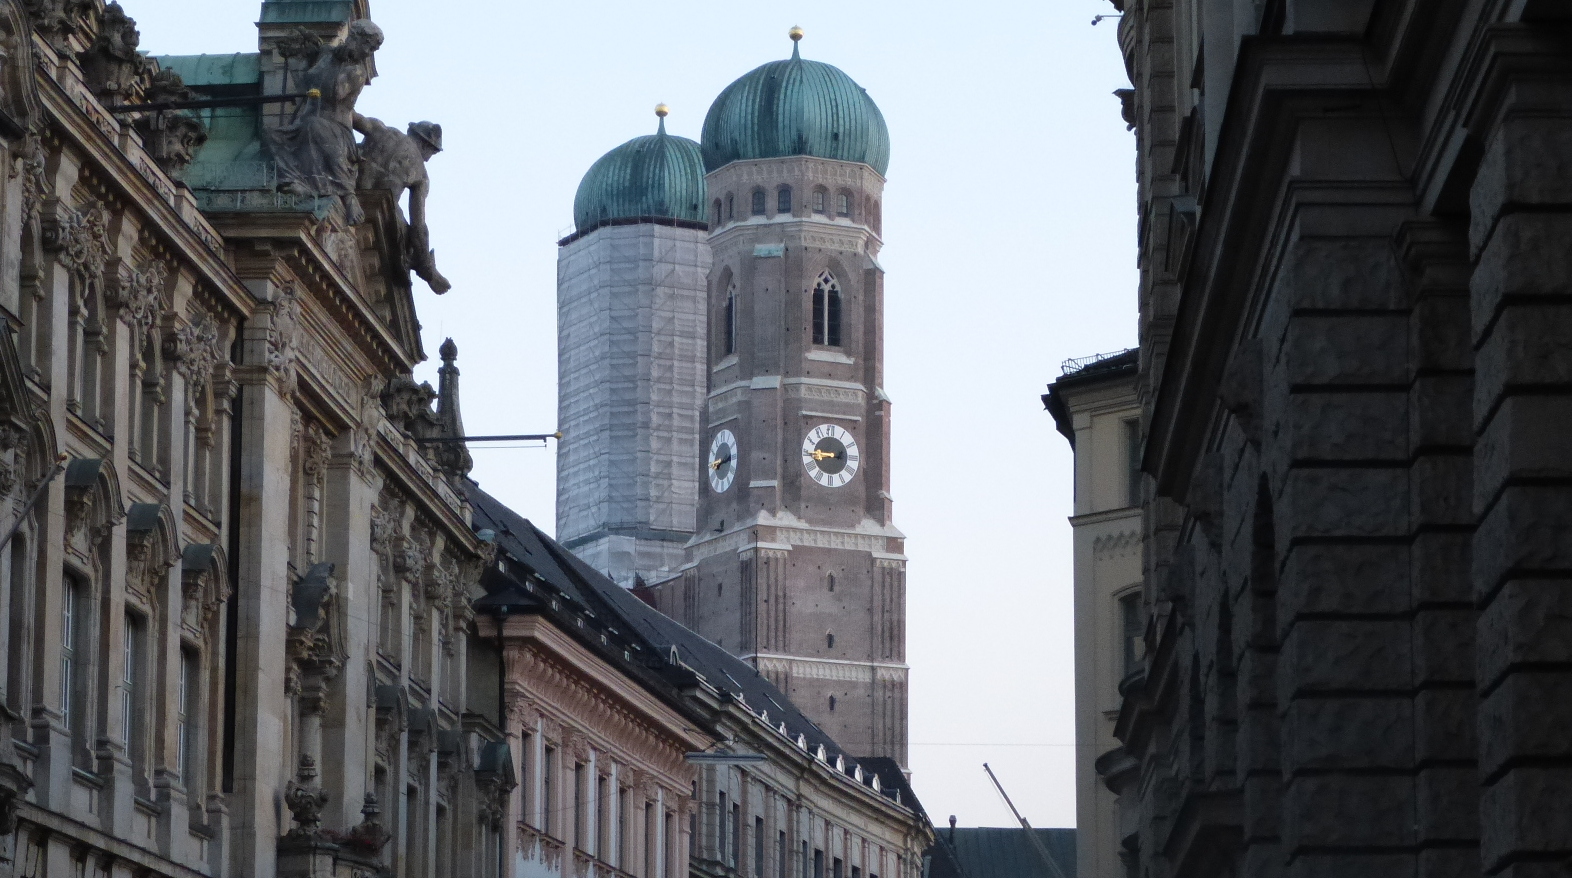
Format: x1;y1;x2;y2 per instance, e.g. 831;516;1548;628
712;199;723;227
751;190;766;216
777;186;792;214
837;192;852;218
811;273;843;347
723;283;737;356
726;194;735;220
813;189;827;214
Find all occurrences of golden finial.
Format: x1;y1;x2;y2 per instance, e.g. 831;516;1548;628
789;25;805;42
654;103;670;118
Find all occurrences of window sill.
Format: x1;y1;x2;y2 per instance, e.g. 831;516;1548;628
806;350;853;365
713;355;738;373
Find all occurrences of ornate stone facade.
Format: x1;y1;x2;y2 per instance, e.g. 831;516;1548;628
0;2;493;878
1101;1;1572;877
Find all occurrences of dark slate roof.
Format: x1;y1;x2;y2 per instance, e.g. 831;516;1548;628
926;828;1077;878
1042;346;1138;447
465;482;919;811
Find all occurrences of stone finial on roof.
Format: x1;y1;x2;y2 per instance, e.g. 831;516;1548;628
434;338;472;476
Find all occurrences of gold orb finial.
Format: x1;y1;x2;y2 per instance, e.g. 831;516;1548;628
655;103;670;118
789;25;804;42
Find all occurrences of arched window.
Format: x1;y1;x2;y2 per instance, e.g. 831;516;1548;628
726;194;735;220
828;695;837;712
813;189;827;213
751;190;766;216
723;283;737;356
811;273;843;347
836;192;852;218
777;186;792;214
826;632;835;649
712;199;722;227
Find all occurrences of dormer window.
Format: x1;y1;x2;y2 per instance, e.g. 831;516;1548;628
812;272;842;347
751;189;766;216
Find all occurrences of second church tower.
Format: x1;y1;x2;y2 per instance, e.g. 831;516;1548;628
650;30;907;765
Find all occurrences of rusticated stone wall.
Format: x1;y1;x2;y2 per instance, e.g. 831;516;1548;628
1100;1;1572;877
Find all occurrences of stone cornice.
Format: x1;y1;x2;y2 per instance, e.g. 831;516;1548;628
499;615;712;791
35;60;252;321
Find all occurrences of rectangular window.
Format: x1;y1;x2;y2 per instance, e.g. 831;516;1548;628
814;190;826;213
1120;592;1145;676
803;841;810;878
123;611;144;774
718;791;728;861
645;802;657;878
837;193;851;217
574;762;587;850
178;647;198;782
520;732;533;826
755;816;765;877
733;803;741;866
779;830;787;878
1124;418;1142;507
853;867;861;878
812;288;826;345
60;576;76;731
814;849;825;878
598;774;611;859
619;786;631;868
826;290;841;347
778;187;792;214
542;747;555;835
834;858;844;878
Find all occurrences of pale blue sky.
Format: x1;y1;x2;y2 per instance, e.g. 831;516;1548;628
131;0;1137;829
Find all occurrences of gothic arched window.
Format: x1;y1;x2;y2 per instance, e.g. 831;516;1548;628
726;194;735;220
751;190;766;216
777;186;792;214
811;273;842;347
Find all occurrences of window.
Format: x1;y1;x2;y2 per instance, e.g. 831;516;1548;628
179;647;198;781
778;187;793;214
598;774;611;858
779;831;788;878
1120;592;1144;676
645;802;657;878
61;575;81;734
837;193;851;217
732;802;741;866
719;791;729;861
814;190;826;213
7;537;29;715
814;849;825;878
543;747;556;835
752;190;767;216
574;762;587;850
803;841;810;878
724;284;737;356
727;194;735;220
1124;419;1142;507
826;632;835;649
853;868;861;878
755;817;765;877
827;573;835;592
811;273;842;347
834;858;844;878
619;786;631;868
829;695;836;712
713;199;723;227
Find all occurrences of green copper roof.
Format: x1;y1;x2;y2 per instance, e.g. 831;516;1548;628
260;1;356;23
701;41;889;175
155;53;261;88
572;116;707;234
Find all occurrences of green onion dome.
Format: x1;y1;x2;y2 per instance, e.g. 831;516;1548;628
701;29;890;175
572;107;708;234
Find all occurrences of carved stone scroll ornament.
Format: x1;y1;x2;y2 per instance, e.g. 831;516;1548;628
41;199;112;284
21;0;95;53
78;2;151;101
266;20;383;225
165;302;226;402
354;114;449;293
283;754;330;840
264;287;302;395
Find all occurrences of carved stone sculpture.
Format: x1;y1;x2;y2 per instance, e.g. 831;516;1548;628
135;69;208;175
266;19;383;224
283;754;329;839
78;2;149;101
355;114;450;293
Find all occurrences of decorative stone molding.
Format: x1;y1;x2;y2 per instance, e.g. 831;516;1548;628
285;562;342;696
166;301;226;402
1093;529;1141;562
283;754;329;840
41;198;111;283
105;257;169;362
264;286;302;395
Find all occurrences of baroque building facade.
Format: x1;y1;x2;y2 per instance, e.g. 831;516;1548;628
0;2;507;877
1100;1;1572;877
1044;348;1140;878
552;31;907;766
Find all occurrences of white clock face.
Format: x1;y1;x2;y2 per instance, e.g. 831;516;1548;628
801;424;859;488
708;429;739;493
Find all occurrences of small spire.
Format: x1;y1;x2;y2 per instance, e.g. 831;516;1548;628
789;25;803;59
435;337;472;477
655;102;669;134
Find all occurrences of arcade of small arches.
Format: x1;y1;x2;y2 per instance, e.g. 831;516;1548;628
711;185;882;234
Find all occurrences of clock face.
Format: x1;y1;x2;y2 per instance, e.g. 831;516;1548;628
801;424;859;488
708;429;739;493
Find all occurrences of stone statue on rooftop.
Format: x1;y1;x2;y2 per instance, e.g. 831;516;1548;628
355;114;451;293
267;18;383;224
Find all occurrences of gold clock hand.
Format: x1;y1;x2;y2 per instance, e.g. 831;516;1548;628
810;449;840;461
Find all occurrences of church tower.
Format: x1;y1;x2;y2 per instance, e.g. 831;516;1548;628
555;109;712;588
652;30;907;765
